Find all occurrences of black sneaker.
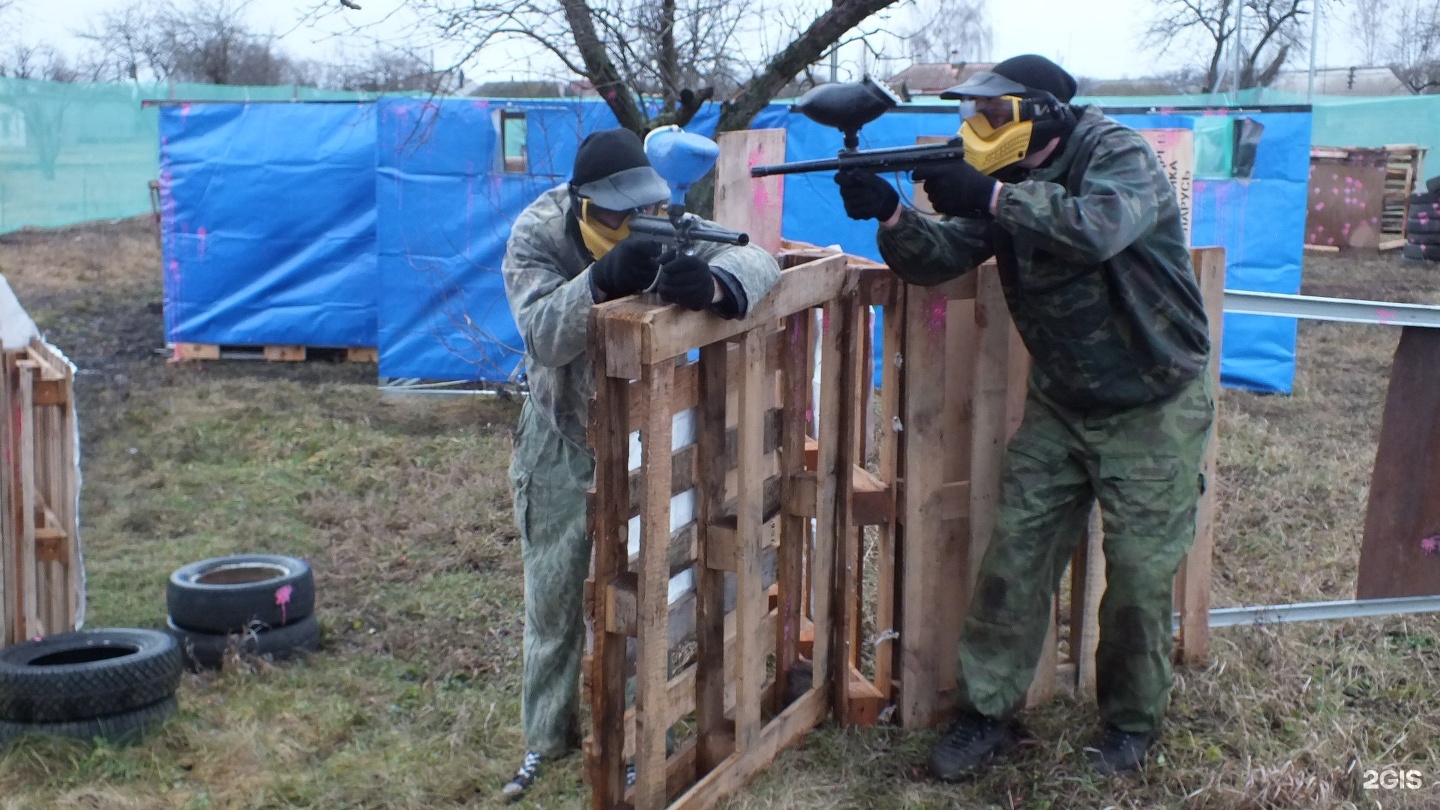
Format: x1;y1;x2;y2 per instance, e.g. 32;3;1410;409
927;713;1017;781
501;751;544;802
1085;726;1158;775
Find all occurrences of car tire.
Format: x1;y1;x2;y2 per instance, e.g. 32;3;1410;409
0;629;182;724
1401;242;1440;261
0;696;176;748
167;614;322;671
167;554;314;634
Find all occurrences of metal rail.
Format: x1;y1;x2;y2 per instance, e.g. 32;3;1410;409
1223;289;1440;329
1178;595;1440;629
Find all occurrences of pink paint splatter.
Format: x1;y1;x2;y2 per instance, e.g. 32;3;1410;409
1421;536;1440;555
1376;309;1396;323
1315;202;1325;210
928;295;946;332
196;227;207;258
275;584;294;624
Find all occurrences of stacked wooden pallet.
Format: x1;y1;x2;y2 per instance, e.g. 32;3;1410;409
1;338;83;646
1383;144;1426;243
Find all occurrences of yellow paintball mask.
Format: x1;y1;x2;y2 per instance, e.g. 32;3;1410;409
957;96;1035;175
575;197;633;259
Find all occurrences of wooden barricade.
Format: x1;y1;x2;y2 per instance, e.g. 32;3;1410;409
581;127;1226;807
584;250;880;808
2;338;82;646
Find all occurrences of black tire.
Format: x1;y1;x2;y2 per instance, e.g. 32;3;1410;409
167;614;322;671
1401;243;1440;261
0;696;176;748
1426;175;1440;195
0;629;182;724
1408;200;1440;220
1410;190;1439;206
167;554;314;634
1406;217;1440;235
1406;231;1440;245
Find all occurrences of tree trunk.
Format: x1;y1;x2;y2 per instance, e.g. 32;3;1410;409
559;0;647;134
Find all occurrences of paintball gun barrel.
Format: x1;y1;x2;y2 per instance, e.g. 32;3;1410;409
627;213;748;247
749;76;964;178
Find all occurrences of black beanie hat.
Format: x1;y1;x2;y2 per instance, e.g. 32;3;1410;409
992;54;1078;103
571;128;669;211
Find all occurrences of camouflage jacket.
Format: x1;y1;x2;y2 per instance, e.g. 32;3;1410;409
502;184;780;448
877;106;1210;412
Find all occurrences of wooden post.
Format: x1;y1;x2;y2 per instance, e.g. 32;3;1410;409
713;130;785;254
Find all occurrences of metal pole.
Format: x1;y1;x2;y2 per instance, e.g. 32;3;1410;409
1307;0;1321;102
1232;0;1245;101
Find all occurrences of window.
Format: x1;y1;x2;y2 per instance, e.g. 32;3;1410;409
500;110;527;173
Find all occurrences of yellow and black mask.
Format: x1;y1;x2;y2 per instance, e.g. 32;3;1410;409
574;197;633;259
940;56;1079;175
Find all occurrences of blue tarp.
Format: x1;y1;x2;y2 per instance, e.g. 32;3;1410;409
161;102;379;347
162;97;1310;393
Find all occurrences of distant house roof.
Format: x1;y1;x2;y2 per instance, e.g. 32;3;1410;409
1269;66;1413;96
887;62;996;96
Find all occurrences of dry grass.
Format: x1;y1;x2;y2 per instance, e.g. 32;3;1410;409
2;225;1439;808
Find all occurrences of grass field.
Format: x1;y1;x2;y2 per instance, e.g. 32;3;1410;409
1;217;1438;809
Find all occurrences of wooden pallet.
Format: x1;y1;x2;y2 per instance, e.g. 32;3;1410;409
169;343;378;363
2;338;82;645
581;130;1225;808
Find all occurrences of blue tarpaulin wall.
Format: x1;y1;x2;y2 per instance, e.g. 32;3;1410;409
161;102;379;348
163;97;1309;392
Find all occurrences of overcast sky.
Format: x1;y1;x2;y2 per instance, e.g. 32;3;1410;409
10;0;1364;83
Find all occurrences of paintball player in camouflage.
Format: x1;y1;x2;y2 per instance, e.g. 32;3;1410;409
498;127;779;800
833;55;1213;778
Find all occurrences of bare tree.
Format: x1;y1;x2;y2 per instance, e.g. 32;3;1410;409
317;0;904;135
1388;0;1440;92
77;0;300;85
1144;0;1318;91
901;0;991;64
1349;0;1390;66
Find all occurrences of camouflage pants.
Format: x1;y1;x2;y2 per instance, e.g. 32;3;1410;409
510;400;596;757
956;371;1214;733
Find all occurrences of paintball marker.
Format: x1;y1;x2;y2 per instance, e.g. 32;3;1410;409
632;125;748;249
749;77;965;178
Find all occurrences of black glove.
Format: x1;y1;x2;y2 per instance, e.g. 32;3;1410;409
591;237;664;298
834;169;900;221
655;253;716;311
912;162;999;219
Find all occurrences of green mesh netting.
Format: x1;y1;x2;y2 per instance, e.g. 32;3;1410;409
2;77;1437;234
0;77;378;233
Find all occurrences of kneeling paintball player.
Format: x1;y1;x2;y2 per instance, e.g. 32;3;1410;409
499;127;779;800
832;54;1213;778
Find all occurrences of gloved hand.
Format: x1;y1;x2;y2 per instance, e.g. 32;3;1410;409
912;162;999;219
834;169;900;221
655;253;716;311
591;237;664;298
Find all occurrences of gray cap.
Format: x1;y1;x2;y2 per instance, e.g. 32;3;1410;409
574;165;670;211
939;71;1029;99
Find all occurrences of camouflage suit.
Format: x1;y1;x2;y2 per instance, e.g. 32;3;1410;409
877;106;1213;733
501;184;779;756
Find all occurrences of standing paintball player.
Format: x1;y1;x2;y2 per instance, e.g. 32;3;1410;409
832;54;1213;777
499;127;779;800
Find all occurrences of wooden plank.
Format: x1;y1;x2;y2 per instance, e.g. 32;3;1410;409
1356;325;1440;599
1175;246;1225;664
668;687;828;810
346;347;379;363
594;253;850;374
733;328;768;751
874;286;904;702
1;354;15;645
1072;506;1105;693
586;319;633;809
774;311;811;717
1306;156;1388;248
899;284;953;728
1025;598;1059;706
832;296;863;724
693;341;731;772
16;362;38;639
810;301;845;701
633;359;676;809
171;342;220;361
714;130;786;254
263;345;306;362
